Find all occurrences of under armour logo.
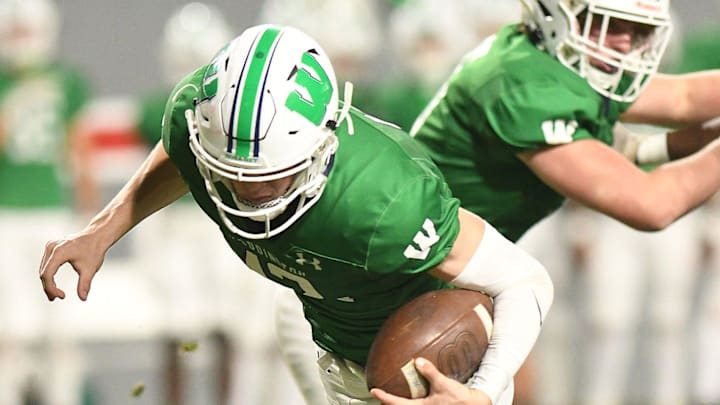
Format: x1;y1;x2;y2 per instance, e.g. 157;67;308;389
295;252;322;271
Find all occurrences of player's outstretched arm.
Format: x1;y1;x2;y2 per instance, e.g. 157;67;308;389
623;71;720;127
39;143;189;301
519;136;720;231
371;358;492;405
614;121;720;165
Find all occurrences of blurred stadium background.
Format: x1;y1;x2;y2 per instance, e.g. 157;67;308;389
2;0;720;404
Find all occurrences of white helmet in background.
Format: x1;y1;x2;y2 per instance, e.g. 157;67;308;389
521;0;673;102
187;24;341;239
160;2;233;86
388;0;476;87
0;0;59;70
259;0;381;82
457;0;521;41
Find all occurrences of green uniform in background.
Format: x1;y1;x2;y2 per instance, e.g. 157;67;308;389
137;90;168;145
352;79;435;133
162;66;461;364
676;29;720;73
412;24;632;242
0;65;89;207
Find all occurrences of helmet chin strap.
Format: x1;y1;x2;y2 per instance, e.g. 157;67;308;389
334;81;355;135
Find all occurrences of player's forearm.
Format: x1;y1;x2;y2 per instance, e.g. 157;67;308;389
640;137;720;229
677;70;720;124
86;143;188;249
624;71;720;127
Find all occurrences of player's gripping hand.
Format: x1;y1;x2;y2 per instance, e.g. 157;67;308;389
370;358;492;405
39;229;108;301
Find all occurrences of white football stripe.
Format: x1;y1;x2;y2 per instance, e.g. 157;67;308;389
473;304;493;340
401;359;428;398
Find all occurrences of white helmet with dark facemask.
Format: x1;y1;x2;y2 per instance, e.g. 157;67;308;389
187;24;346;240
521;0;672;102
0;0;59;70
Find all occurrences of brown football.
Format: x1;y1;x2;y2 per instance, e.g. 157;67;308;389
365;288;493;398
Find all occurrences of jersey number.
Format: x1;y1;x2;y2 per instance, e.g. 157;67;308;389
243;250;324;299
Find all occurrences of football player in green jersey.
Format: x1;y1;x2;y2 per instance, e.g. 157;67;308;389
0;0;91;403
39;25;554;405
410;0;720;403
413;0;720;242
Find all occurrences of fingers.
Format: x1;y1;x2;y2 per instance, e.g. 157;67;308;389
77;268;95;301
414;358;443;383
370;388;408;404
39;241;66;301
369;359;444;404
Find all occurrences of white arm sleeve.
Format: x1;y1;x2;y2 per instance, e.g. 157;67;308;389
449;221;554;404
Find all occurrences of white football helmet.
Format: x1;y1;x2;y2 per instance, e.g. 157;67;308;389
187;24;344;239
0;0;59;70
160;2;233;86
521;0;673;102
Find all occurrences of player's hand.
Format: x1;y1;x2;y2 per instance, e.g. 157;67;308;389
39;229;108;301
370;358;492;405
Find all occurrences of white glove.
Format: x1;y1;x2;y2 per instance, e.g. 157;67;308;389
612;123;669;165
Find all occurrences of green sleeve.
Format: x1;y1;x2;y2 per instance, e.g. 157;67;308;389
486;82;602;149
367;175;461;275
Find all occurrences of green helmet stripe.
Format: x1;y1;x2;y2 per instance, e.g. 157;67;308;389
234;27;281;159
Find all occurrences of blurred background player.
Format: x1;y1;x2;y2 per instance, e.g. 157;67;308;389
371;0;520;132
0;0;91;404
367;0;475;131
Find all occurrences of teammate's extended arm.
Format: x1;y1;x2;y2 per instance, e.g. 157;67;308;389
622;71;720;127
615;71;720;166
373;209;553;404
518;136;720;231
615;121;720;165
39;142;189;301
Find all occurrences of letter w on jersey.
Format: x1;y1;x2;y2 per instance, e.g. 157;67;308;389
404;219;440;260
541;119;578;144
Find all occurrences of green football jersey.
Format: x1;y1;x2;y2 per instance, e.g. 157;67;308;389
412;24;633;242
0;65;89;208
162;67;461;364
